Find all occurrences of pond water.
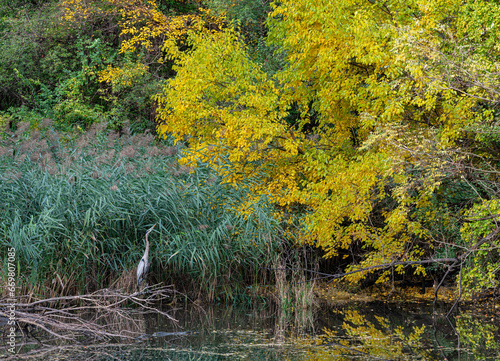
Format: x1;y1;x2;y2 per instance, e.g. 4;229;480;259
11;300;497;361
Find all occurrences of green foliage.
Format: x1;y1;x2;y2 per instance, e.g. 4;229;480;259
0;4;52;108
157;0;198;15
203;0;283;74
98;56;162;131
204;0;268;37
460;200;500;296
0;0;53;18
0;0;163;131
52;37;117;126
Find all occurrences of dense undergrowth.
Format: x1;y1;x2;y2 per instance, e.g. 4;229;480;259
0;121;298;301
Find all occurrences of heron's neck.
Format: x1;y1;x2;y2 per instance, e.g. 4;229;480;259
144;238;149;259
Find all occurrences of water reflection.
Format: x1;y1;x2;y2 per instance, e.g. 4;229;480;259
142;302;500;361
455;313;500;360
2;301;500;360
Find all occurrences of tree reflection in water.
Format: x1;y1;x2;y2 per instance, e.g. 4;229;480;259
304;304;500;361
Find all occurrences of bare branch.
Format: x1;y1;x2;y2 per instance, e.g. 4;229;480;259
0;284;177;353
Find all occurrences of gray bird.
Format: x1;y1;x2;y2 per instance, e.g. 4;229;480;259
137;224;157;288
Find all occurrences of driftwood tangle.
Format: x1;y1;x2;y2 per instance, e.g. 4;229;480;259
0;284;177;359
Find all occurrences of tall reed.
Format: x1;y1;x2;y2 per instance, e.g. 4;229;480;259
0;121;286;299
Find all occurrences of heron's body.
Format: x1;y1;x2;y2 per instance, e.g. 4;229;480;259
137;224;156;288
137;256;149;287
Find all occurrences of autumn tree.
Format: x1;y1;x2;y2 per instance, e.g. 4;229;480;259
97;0;500;292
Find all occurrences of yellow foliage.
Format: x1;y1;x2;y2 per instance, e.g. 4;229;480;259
155;27;299;207
61;0;226;88
119;6;225;57
151;0;500;283
98;62;148;89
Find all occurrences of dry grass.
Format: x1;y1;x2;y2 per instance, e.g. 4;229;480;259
111;268;138;294
313;280;458;305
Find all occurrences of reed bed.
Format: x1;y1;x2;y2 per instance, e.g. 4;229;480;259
0;121;286;300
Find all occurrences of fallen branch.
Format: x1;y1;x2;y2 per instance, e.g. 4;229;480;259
0;284;177;357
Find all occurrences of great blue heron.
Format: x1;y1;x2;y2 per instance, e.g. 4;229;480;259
137;224;157;288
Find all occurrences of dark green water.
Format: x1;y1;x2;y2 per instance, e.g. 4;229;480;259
2;301;500;360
